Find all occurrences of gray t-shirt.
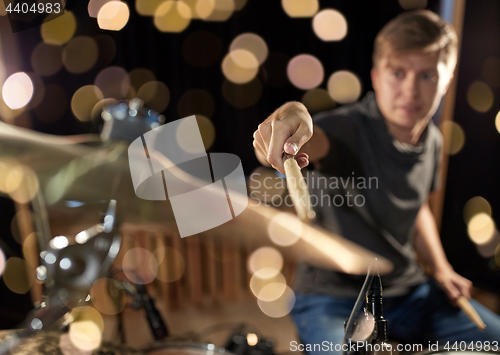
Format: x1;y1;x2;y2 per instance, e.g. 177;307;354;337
293;92;442;297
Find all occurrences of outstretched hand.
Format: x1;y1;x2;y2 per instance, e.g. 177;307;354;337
433;266;473;306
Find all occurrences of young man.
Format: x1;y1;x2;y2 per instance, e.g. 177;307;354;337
253;10;500;353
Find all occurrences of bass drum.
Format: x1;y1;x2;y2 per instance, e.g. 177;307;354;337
145;342;235;355
0;330;145;355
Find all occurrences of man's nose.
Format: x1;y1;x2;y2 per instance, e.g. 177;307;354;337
402;73;419;99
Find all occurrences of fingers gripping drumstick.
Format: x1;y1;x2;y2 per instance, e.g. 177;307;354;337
283;153;316;223
456;296;486;330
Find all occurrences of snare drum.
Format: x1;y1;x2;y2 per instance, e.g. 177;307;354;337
145;342;235;355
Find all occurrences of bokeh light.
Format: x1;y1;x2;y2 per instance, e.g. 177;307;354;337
97;1;130;31
71;85;105;122
69;306;104;351
481;57;500;88
495;244;500;268
63;36;99;74
3;257;34;294
398;0;428;9
476;232;500;258
222;78;262;108
4;164;39;204
268;212;302;246
233;0;247;10
0;249;5;277
137;81;170;113
257;286;295;318
129;68;156;92
463;196;492;225
250;271;286;301
467;213;496;245
59;333;92;355
282;0;318;17
90;278;126;315
2;72;33;110
91;98;116;122
287;54;324;90
496;111;500;134
156;246;185;282
95;34;117;67
122;247;159;284
154;0;192;32
11;208;33;244
88;0;114;17
441;121;465;155
49;236;69;250
176;115;207;154
197;0;235;21
230;33;268;65
41;12;76;45
313;9;348;41
466;81;494;113
248;167;286;205
182;31;222;68
195;115;216;150
247;247;283;276
26;72;45;110
178;89;215;119
136;0;164;15
94;66;130;99
302;88;336;114
22;232;39;268
222;49;259;84
262;52;290;87
327;70;362;104
34;84;68;123
31;43;63;77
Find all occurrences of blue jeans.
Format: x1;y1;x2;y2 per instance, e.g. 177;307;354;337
291;280;500;354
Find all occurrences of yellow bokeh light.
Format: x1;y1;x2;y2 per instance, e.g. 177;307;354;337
22;232;39;268
467;81;494;113
467;213;496;245
3;257;34;294
137;81;170;113
129;68;156;92
313;9;348;41
69;306;103;351
88;0;114;17
247;333;258;347
197;0;235;21
495;244;500;268
5;165;39;204
257;286;295;318
233;0;247;11
97;1;130;31
176;115;206;154
463;196;492;225
247;247;283;275
287;54;324;90
222;49;259;84
230;33;268;65
268;212;302;247
195;115;216;150
31;43;63;77
71;85;105;122
250;271;286;301
495;111;500;134
441;121;465;155
154;0;192;32
90;278;126;315
302;88;336;114
136;0;164;15
0;249;5;277
282;0;318;17
398;0;428;10
2;72;33;110
91;98;116;122
156;246;185;282
327;70;362;104
122;248;159;284
94;66;130;99
63;36;99;74
41;12;77;45
0;0;7;16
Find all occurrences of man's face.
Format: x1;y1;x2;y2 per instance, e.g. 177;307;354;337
371;51;452;132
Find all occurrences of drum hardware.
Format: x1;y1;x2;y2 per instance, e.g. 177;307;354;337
224;331;275;355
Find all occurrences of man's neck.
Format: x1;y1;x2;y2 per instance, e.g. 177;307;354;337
385;118;430;145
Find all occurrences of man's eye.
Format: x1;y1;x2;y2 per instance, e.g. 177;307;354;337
422;73;435;80
393;71;402;78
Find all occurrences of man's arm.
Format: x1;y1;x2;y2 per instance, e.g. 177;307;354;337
414;198;473;304
253;101;330;173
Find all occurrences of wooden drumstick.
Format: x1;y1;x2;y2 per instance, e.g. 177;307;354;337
283;153;316;223
456;296;486;330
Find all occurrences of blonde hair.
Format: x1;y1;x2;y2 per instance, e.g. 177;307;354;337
373;10;458;74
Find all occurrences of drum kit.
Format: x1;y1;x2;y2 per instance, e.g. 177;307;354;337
0;99;482;354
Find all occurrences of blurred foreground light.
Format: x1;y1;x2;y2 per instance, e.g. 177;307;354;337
154;1;192;32
463;196;492;224
49;235;69;250
2;72;33;109
97;1;130;31
327;70;361;104
69;306;103;351
95;66;130;99
287;54;324;90
91;98;117;122
268;212;302;246
175;115;206;154
90;278;126;315
302;88;336;114
313;9;348;41
155;246;185;282
63;36;99;74
197;0;235;21
5;164;39;204
41;12;76;45
71;85;105;122
194;115;216;150
230;33;268;65
247;333;259;347
257;286;295;318
441;121;465;155
3;257;34;294
467;213;496;245
136;0;164;15
23;232;39;268
88;0;114;17
250;270;286;299
247;247;283;276
282;0;318;17
137;81;170;113
123;247;159;284
222;49;259;84
398;0;428;9
31;43;63;77
495;111;500;134
0;248;5;277
467;81;494;113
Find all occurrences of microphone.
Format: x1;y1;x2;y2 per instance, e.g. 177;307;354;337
135;284;169;340
365;275;387;342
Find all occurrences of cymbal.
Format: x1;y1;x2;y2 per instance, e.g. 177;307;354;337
0;122;393;275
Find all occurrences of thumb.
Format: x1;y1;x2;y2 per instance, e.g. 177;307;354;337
283;124;311;155
284;142;299;155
